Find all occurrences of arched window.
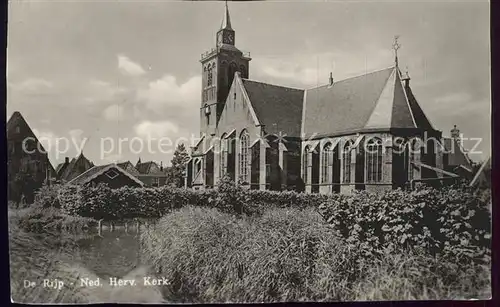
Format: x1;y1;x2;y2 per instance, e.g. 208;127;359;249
239;65;247;78
342;141;353;183
303;146;310;183
220;134;227;178
408;138;420;180
321;143;332;183
228;62;237;86
366;137;383;183
239;130;250;183
207;64;213;87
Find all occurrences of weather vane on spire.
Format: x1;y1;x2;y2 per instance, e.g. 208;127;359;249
392;35;401;67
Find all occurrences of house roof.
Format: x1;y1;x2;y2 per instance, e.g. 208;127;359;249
117;161;140;176
136;161;165;175
470;157;491;187
241;79;304;136
59;152;93;181
68;163;145;186
7;111;56;174
443;138;472;168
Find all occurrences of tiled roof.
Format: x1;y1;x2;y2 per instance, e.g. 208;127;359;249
117;161;140;176
7;111;56;174
405;85;434;130
241;79;304;136
301;66;435;138
68;163;145;186
136;161;165;175
59;153;93;182
303;67;394;137
7;111;50;154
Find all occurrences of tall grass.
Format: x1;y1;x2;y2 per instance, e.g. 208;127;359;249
140;206;491;303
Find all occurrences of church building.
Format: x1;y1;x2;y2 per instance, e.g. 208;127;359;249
185;4;468;194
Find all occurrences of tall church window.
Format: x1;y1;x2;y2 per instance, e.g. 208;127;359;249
303;146;310;183
239;65;247;78
321;143;332;183
207;64;213;87
342;141;353;183
228;62;237;86
408;138;420;180
220;134;227;178
366;137;383;183
239;130;250;183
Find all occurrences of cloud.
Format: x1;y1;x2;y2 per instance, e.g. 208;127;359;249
253;51;390;87
118;54;146;76
136;75;201;110
435;92;473;104
103;104;126;121
102;152;123;163
134;120;180;139
84;79;128;104
8;78;54;93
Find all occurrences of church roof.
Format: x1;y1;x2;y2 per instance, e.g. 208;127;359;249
231;65;436;139
220;1;232;30
241;79;304;136
302;66;432;138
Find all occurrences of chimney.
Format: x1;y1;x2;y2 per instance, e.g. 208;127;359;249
160;161;163;171
451;125;460;139
451;124;463;148
65;157;69;164
328;72;334;87
402;69;411;88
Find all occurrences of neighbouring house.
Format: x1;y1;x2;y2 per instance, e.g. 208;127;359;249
117;161;141;176
135;160;169;187
7;111;57;203
442;125;474;181
67;163;145;188
56;152;94;183
185;3;475;194
470;157;491;189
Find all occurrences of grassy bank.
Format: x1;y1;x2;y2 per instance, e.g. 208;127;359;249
9;204;97;233
140;206;491;303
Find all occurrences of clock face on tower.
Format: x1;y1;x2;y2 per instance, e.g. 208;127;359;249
225;33;234;44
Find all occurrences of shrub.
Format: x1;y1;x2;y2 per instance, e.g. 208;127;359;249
318;184;491;264
11;203;96;233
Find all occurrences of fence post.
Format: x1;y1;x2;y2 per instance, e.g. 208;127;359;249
98;219;103;236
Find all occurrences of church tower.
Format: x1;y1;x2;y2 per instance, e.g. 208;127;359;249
200;1;251;136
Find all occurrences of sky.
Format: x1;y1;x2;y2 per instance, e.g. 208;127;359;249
7;0;490;167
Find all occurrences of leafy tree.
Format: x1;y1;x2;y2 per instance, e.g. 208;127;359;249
166;143;190;187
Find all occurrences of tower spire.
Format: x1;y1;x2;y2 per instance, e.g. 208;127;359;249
392;35;401;67
221;0;232;30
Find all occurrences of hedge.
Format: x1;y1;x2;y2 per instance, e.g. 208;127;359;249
36;177;491;264
317;183;491;264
